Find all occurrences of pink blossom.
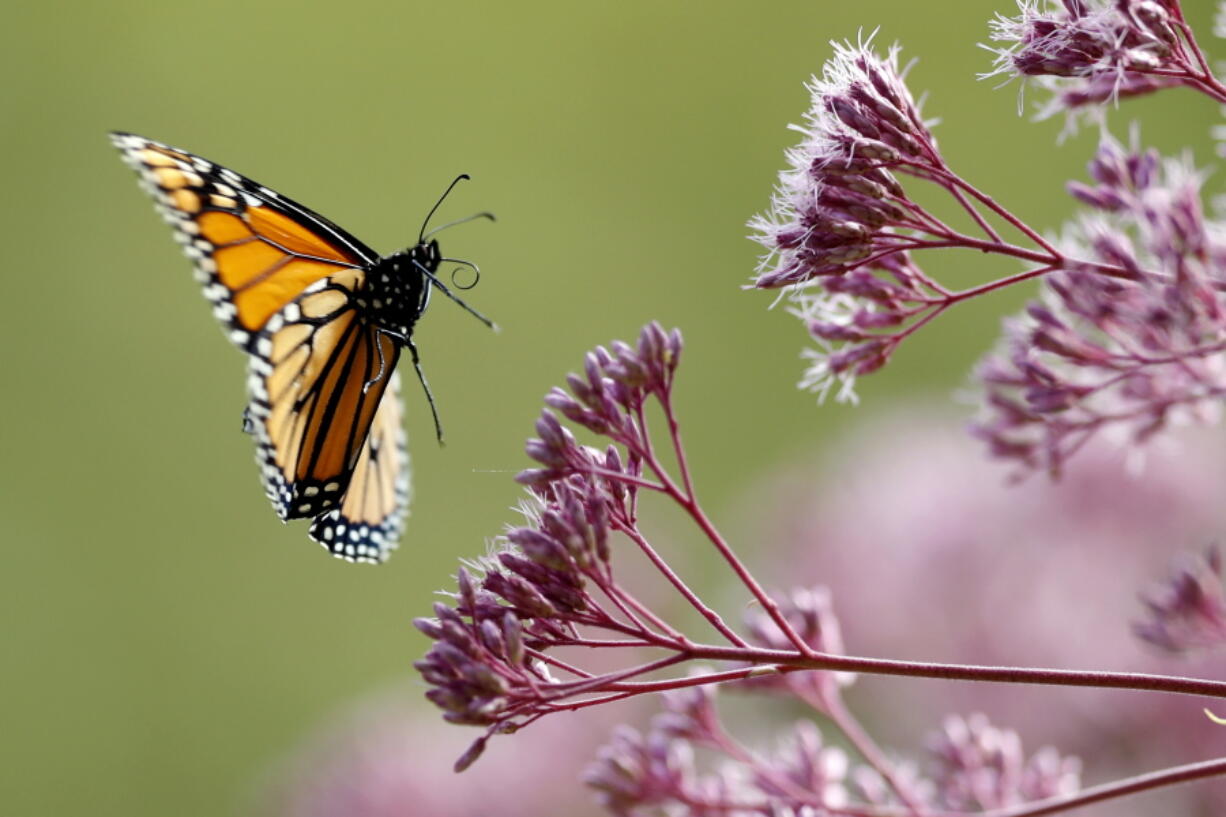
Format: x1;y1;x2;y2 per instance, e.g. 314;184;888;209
1135;546;1226;652
984;0;1221;123
973;132;1226;477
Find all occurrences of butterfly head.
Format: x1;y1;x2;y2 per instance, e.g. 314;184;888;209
417;237;443;273
377;174;496;334
383;239;442;286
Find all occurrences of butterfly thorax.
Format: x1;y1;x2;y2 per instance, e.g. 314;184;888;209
363;239;439;339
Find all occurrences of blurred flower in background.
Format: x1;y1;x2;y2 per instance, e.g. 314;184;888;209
750;408;1226;815
260;686;618;817
923;713;1081;812
972;131;1226;478
1135;545;1226;654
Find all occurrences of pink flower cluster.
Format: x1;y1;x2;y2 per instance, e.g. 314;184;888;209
412;324;1226;815
973;132;1226;475
414;324;694;767
584;683;1082;817
750;0;1226;476
926;714;1081;812
986;0;1224;119
1136;546;1226;653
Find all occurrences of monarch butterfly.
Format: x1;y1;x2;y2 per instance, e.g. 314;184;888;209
111;132;493;564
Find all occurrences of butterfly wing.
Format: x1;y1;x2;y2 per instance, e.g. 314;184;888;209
309;372;410;563
245;271;407;562
111;132;380;348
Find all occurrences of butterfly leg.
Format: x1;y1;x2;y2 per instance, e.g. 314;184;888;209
406;336;445;444
365;331;389;393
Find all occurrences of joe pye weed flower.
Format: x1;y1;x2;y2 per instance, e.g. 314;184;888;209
409;3;1226;816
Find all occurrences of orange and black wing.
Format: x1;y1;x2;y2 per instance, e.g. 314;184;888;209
245;271;407;562
308;372;409;563
111;132;380;348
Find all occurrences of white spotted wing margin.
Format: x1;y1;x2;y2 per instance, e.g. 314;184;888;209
244;272;410;564
109;132;379;351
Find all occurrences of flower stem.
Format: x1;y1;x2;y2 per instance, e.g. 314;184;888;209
982;755;1226;817
811;689;925;815
632;401;818;657
603;582;690;645
918;162;1060;255
612;518;748;647
596;641;1226;699
671;483;818;658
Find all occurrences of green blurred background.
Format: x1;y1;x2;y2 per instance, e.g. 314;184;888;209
2;1;1220;814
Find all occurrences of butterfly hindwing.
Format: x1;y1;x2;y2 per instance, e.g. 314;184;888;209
245;269;399;526
308;371;410;563
111;132;380;349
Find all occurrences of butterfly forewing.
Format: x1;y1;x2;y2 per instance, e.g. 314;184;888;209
110;132;379;349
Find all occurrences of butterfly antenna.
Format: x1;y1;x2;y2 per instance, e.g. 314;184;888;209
422;211;496;242
441;257;481;290
406;336;445;444
412;259;498;331
419;174;471;243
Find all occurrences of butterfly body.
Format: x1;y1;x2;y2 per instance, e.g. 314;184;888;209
360;242;437;339
111;132;483;563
